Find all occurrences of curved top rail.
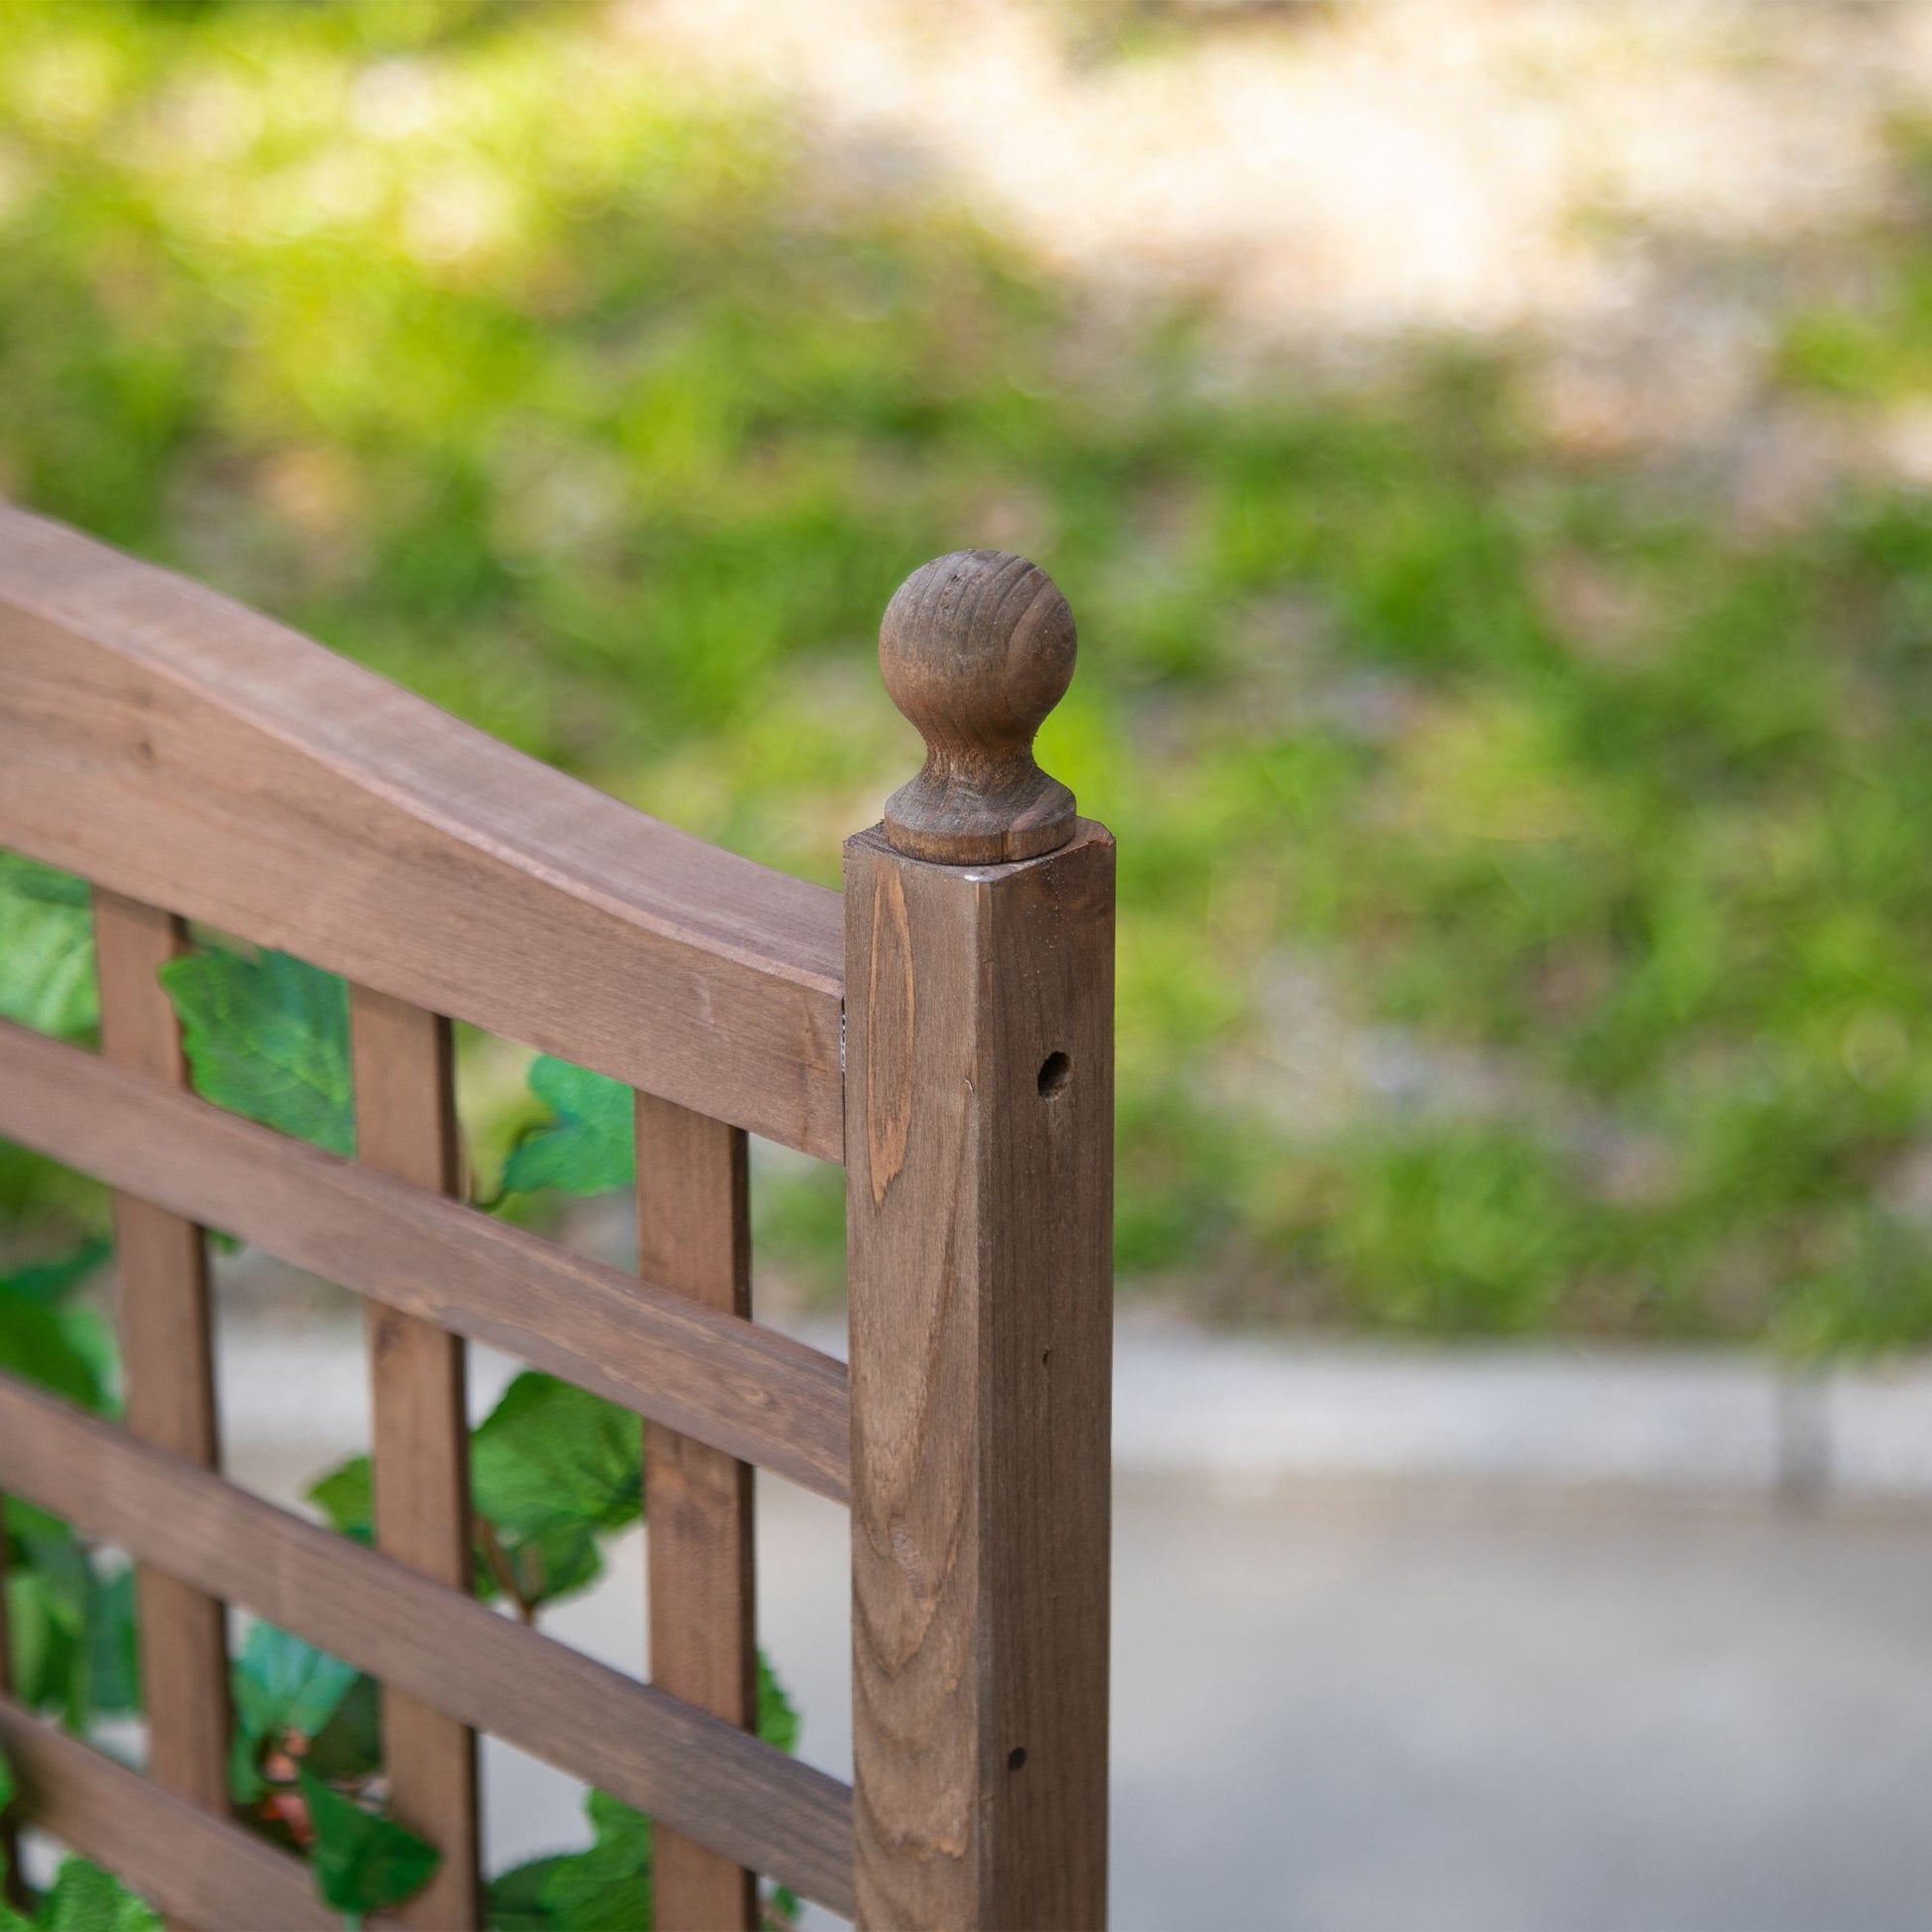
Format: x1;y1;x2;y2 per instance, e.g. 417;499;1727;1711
0;507;844;1160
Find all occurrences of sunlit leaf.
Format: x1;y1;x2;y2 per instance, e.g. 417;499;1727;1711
499;1057;633;1197
472;1373;641;1540
159;947;352;1154
0;855;96;1040
471;1372;642;1610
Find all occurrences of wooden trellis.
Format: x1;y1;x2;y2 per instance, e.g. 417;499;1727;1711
0;508;1114;1931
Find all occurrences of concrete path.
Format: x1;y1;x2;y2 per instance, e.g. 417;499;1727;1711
215;1306;1932;1930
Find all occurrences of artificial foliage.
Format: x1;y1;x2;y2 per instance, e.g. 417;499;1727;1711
0;902;804;1928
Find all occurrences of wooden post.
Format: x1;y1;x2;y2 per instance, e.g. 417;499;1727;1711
845;551;1114;1929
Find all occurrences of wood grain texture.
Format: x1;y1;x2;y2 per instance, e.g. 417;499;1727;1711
90;890;233;1822
350;986;479;1930
0;1699;337;1932
878;551;1077;865
0;1375;856;1916
637;1094;759;1931
0;1018;849;1502
0;505;842;1159
845;821;1115;1930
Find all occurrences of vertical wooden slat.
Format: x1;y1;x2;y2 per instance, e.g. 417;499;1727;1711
844;553;1115;1929
92;890;232;1818
348;985;480;1930
636;1093;758;1931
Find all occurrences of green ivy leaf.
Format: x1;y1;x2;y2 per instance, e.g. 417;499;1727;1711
489;1517;605;1614
303;1671;382;1785
483;1855;569;1931
538;1790;651;1932
232;1623;358;1751
83;1568;140;1719
158;947;352;1154
299;1769;442;1920
309;1373;640;1617
0;1281;110;1414
470;1374;641;1610
5;1570;78;1717
3;1238;109;1309
306;1456;373;1544
472;1374;642;1541
0;855;96;1040
757;1651;799;1757
1;1516;135;1731
307;1440;607;1616
0;856;89;911
37;1859;161;1932
500;1057;633;1197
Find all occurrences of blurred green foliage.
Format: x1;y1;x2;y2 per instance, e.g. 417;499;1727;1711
7;0;1932;1350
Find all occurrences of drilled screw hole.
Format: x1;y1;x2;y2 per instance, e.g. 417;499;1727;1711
1036;1051;1071;1100
1008;1746;1028;1772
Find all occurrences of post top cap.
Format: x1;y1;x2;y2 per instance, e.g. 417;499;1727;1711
878;550;1077;865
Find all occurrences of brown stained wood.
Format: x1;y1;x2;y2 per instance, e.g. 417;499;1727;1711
0;505;842;1160
0;1019;849;1502
350;986;479;1930
878;551;1077;865
0;1375;857;1916
0;1700;337;1932
845;820;1115;1930
90;890;233;1822
636;1094;759;1931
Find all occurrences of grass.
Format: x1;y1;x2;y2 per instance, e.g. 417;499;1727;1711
7;0;1932;1351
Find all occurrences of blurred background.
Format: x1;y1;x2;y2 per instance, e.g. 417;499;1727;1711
9;1;1932;1925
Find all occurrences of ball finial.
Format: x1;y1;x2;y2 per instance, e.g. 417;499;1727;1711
878;549;1077;864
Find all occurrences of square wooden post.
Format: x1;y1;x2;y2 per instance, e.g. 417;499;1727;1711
844;553;1114;1929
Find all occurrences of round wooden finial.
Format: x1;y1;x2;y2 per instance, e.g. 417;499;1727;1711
878;549;1077;864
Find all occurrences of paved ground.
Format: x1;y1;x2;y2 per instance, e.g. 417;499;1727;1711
217;1308;1932;1930
481;1479;1932;1932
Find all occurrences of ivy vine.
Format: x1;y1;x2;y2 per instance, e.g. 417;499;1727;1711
0;854;800;1928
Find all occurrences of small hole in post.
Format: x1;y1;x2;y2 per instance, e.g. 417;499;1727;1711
1008;1746;1028;1772
1036;1051;1071;1100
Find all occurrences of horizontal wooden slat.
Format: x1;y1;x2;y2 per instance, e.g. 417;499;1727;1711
0;505;843;1159
0;1377;858;1916
0;1019;850;1504
0;1699;335;1932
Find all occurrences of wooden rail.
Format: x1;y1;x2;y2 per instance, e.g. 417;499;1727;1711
0;518;1114;1929
0;1018;850;1501
0;505;843;1159
0;1704;334;1932
0;1378;857;1914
